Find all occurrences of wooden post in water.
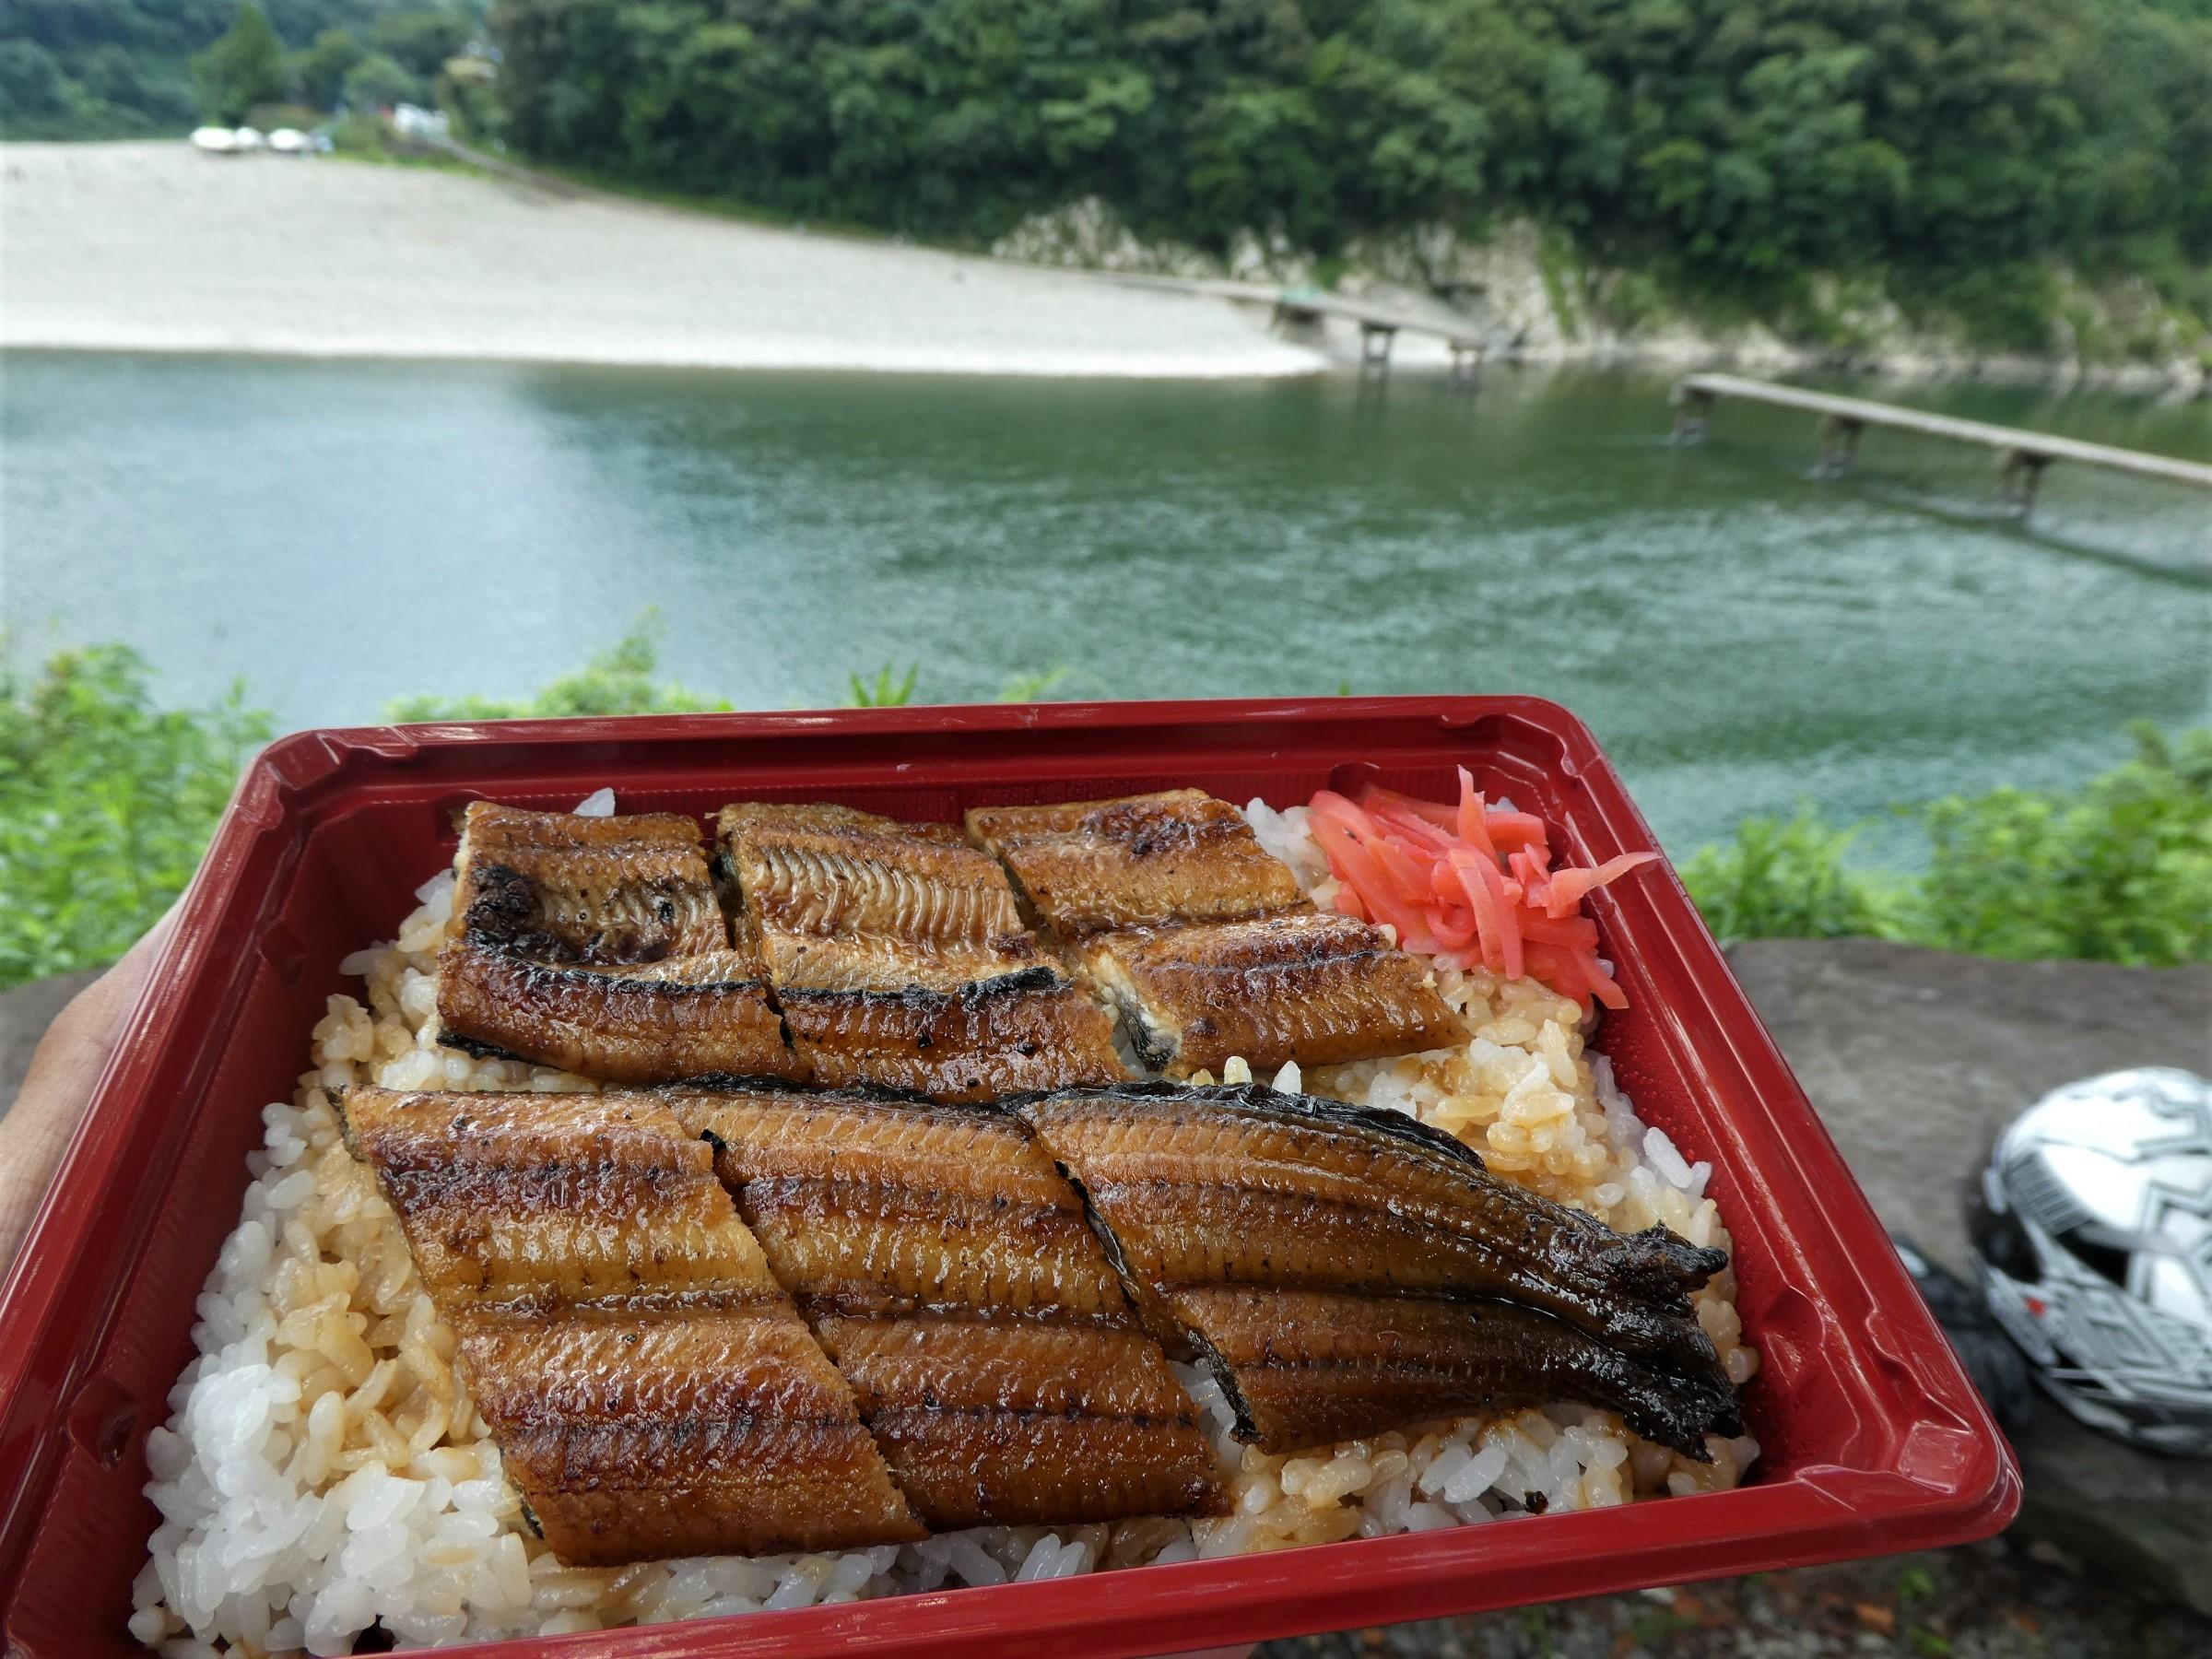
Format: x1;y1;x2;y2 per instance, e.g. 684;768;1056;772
1359;320;1398;371
1447;337;1486;386
1995;448;2051;518
1812;414;1864;478
1671;382;1716;443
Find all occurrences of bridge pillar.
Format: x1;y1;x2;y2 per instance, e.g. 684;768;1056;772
1996;449;2052;517
1670;383;1715;443
1359;321;1397;371
1812;415;1864;479
1447;339;1486;385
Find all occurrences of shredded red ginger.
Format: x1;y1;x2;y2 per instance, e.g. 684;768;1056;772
1305;771;1659;1013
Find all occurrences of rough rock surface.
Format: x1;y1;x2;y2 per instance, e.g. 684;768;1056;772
1724;938;2211;1286
994;199;2208;390
1257;1540;2212;1657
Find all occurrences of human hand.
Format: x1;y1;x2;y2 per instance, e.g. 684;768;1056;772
0;912;177;1278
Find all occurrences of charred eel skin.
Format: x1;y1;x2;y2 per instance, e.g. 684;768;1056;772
434;804;803;1086
1017;1082;1741;1459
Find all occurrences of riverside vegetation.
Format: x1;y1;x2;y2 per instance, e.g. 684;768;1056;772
4;0;2209;359
3;627;2205;991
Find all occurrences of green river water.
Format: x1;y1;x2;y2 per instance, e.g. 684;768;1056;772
3;351;2206;854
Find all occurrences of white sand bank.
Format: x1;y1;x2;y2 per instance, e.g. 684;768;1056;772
0;143;1324;378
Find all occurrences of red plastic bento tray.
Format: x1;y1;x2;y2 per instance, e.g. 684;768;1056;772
0;698;2018;1658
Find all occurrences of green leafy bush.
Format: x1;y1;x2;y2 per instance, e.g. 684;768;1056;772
0;645;269;990
1679;811;1901;947
190;2;288;124
842;664;918;708
1914;724;2212;967
1690;725;2211;967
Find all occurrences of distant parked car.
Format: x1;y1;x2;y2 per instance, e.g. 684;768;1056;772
231;127;266;152
267;129;311;156
189;127;241;155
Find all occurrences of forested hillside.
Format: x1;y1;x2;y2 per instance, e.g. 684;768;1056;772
0;0;477;136
487;0;2212;338
6;0;2206;349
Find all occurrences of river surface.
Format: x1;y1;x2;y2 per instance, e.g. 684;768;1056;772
3;351;2206;854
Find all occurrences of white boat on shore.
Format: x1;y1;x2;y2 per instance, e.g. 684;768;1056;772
189;126;268;156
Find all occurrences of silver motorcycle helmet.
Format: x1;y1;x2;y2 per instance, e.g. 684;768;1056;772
1967;1066;2212;1455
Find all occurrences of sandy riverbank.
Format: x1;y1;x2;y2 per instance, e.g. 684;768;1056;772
0;143;1324;377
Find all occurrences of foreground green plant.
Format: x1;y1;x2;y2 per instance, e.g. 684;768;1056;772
843;664;919;708
384;615;732;721
1679;811;1903;947
1689;724;2211;967
1913;724;2212;967
0;644;269;990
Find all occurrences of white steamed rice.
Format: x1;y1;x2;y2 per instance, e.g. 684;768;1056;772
132;797;1758;1655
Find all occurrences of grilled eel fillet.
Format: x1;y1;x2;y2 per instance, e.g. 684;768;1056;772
340;1087;920;1565
670;1086;1225;1530
1018;1084;1742;1459
966;789;1310;935
968;790;1463;1079
717;802;1127;1101
436;804;802;1085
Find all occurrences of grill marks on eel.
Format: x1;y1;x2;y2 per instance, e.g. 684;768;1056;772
430;790;1461;1094
432;800;1135;1100
435;805;800;1085
716;803;1128;1101
338;1088;920;1565
668;1087;1226;1531
967;790;1463;1078
1019;1084;1741;1461
346;1081;1743;1561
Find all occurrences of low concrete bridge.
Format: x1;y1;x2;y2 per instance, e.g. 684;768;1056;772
1672;371;2212;513
1100;275;1494;374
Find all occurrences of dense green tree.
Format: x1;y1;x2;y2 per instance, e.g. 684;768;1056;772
79;41;197;121
340;46;420;107
486;0;2209;335
2;0;473;137
189;2;289;121
0;38;69;119
291;27;364;108
371;8;469;75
